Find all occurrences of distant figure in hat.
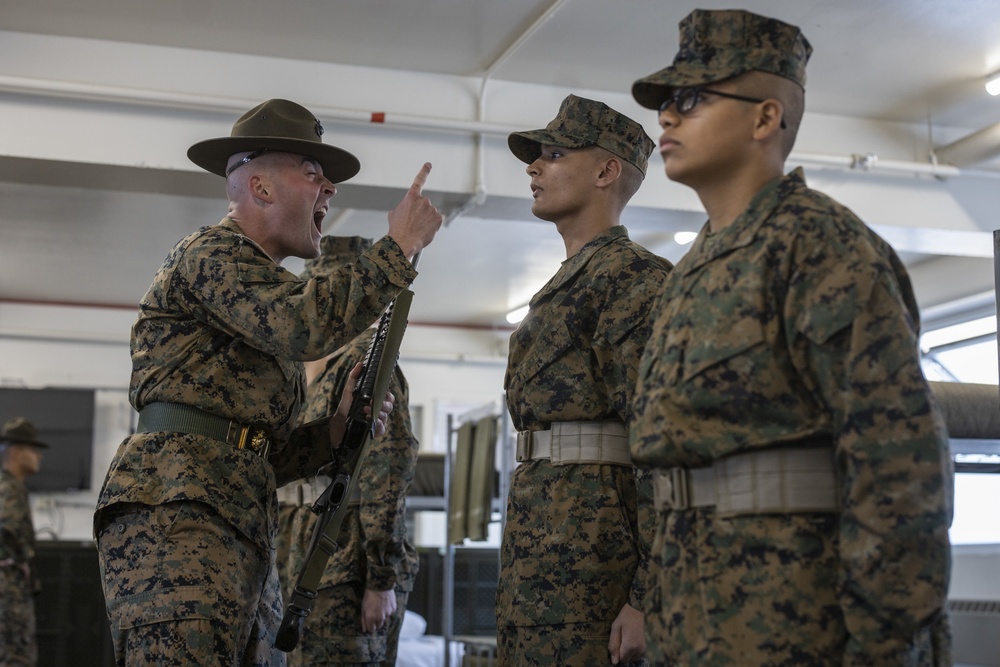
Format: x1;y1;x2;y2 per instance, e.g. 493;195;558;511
496;94;672;667
629;9;952;665
1;417;48;666
93;99;443;665
274;236;420;667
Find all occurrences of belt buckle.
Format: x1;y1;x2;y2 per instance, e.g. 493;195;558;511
664;467;690;510
515;431;532;462
231;424;271;459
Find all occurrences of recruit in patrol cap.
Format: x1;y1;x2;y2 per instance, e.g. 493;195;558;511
0;417;49;449
300;235;373;281
188;99;362;183
508;94;655;175
632;9;813;110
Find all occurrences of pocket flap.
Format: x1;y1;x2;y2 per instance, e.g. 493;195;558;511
109;585;212;629
682;313;766;381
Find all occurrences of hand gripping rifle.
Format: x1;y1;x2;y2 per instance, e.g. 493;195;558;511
275;286;413;652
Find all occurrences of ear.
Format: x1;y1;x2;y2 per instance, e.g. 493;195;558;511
250;174;274;203
753;99;785;140
595;155;623;190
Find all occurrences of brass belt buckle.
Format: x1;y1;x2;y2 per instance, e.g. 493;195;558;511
230;423;271;459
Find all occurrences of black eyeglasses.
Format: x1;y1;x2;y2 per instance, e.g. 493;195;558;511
225;148;269;177
659;87;786;129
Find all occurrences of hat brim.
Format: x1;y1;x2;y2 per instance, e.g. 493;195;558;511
187;136;361;183
0;437;49;449
508;130;590;165
632;64;748;110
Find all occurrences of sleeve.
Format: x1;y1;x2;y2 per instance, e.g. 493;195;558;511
628;468;655;611
271;341;363;486
791;259;952;662
359;369;417;592
177;233;414;361
271;417;337;486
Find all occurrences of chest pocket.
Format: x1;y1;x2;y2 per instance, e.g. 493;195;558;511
679;281;769;383
506;309;577;391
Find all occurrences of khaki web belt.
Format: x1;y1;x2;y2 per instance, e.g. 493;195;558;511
516;421;632;466
136;402;272;459
653;446;840;516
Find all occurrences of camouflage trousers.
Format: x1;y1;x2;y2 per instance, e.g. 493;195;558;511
96;500;284;667
497;622;648;667
285;581;408;667
0;566;36;666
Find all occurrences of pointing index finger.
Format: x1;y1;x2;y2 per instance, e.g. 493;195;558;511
409;162;432;195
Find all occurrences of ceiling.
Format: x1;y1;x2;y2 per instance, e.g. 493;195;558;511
2;0;1000;330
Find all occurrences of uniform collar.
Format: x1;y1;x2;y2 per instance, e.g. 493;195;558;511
679;168;807;275
531;225;628;303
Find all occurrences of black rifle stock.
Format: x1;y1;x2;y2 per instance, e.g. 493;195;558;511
275;288;413;652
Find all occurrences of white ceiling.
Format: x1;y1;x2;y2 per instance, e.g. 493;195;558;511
1;0;999;330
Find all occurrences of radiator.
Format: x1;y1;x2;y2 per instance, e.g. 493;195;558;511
951;598;1000;666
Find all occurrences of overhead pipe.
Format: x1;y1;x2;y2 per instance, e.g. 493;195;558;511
435;0;571;229
933;121;1000;168
1;72;999;181
787;151;997;179
469;0;571;205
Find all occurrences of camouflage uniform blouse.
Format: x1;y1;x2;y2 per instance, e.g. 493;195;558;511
1;469;37;663
280;331;418;596
631;169;952;664
95;219;415;552
0;470;34;568
498;225;671;627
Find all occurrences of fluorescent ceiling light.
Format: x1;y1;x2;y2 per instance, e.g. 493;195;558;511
674;231;698;245
506;304;529;324
986;71;1000;96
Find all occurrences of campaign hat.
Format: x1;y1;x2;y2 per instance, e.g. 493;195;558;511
187;99;361;183
0;417;49;449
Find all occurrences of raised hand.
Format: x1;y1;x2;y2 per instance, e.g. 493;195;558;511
387;162;443;260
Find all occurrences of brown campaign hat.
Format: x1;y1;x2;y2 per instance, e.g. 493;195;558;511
632;9;812;110
508;94;654;175
0;417;49;449
300;235;373;281
187;99;361;183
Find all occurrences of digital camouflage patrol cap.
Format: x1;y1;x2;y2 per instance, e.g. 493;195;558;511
632;9;813;110
508;94;655;175
299;235;373;281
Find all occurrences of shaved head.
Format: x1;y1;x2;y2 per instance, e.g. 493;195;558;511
733;71;805;159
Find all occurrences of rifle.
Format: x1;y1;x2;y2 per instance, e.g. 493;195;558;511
275;287;413;652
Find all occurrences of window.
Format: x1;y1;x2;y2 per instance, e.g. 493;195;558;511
921;315;998;384
919;304;1000;545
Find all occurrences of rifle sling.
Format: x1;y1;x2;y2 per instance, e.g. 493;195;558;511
277;289;413;652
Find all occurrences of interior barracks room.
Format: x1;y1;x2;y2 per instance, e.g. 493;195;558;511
1;1;999;666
